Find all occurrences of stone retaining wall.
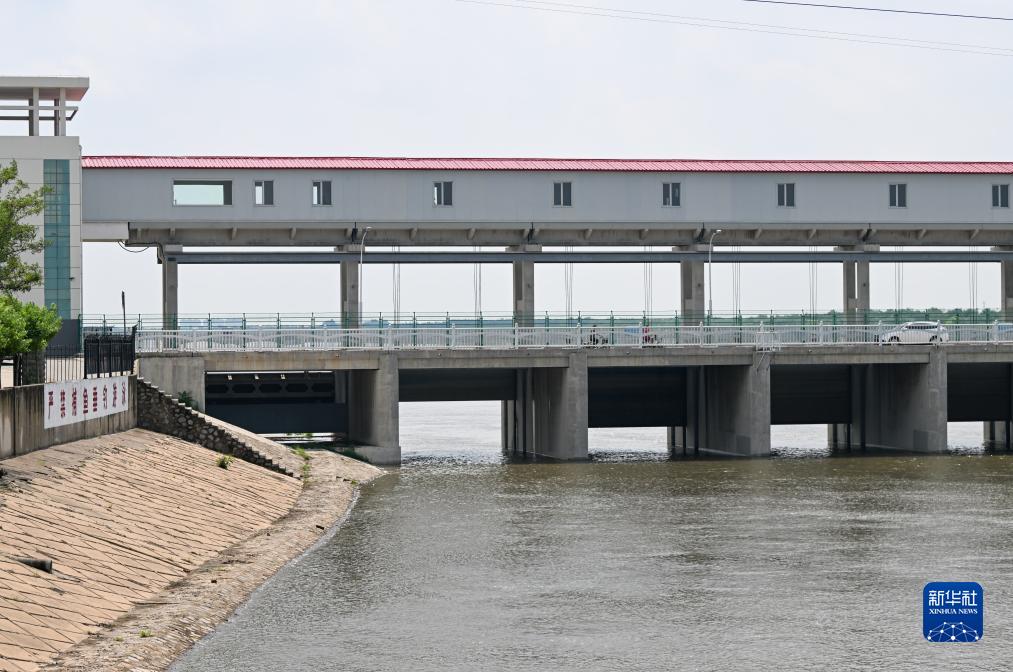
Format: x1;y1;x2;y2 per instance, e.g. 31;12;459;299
136;378;295;477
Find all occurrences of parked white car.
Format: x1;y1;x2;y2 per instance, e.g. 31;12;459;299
879;321;949;344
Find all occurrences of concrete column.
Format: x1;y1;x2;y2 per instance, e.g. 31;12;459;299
55;88;67;136
983;421;1011;451
998;246;1013;321
531;353;589;460
339;245;361;328
676;245;705;322
503;356;588;461
348;353;400;464
860;351;948;453
158;245;181;329
699;355;772;457
502;369;534;457
28;87;39;136
509;244;539;326
668;366;701;458
839;245;873;321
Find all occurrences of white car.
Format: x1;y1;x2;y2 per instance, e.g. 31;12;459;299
879;321;949;344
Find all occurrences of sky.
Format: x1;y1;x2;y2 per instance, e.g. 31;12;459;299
6;0;1013;318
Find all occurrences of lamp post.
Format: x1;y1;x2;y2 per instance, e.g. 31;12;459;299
359;226;372;325
708;229;722;319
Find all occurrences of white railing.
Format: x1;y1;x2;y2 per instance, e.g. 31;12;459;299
135;323;1013;353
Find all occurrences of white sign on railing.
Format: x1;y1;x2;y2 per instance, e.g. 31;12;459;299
43;375;130;429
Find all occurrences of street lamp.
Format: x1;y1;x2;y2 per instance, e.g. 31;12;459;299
708;229;722;319
359;226;372;323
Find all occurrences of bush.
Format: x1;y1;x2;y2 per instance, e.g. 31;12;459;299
0;296;60;356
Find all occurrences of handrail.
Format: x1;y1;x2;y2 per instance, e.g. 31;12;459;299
134;323;1013;353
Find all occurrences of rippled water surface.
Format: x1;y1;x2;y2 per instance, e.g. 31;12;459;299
174;404;1013;671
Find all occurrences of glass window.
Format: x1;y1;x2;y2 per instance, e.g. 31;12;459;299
554;181;572;207
994;184;1010;208
254;180;274;206
172;180;232;206
434;181;453;206
889;183;907;208
663;182;681;207
312;180;332;206
777;183;796;207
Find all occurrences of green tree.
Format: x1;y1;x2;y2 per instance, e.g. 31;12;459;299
0;160;49;295
20;301;61;351
0;296;29;355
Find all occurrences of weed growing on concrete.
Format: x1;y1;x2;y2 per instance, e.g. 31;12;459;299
139;629;152;638
292;446;310;461
217;455;234;470
177;390;200;411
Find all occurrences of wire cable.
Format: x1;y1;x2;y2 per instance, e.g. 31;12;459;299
458;0;1013;56
742;1;1013;22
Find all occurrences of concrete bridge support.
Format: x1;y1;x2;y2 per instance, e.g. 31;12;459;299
348;353;400;464
502;354;589;460
1000;247;1013;320
137;354;206;409
339;245;361;328
669;357;772;458
510;244;539;326
856;351;948;452
839;245;873;321
676;245;706;322
158;244;181;329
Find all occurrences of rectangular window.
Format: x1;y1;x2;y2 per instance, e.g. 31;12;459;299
172;180;232;206
312;180;332;206
433;181;453;206
662;182;681;207
254;180;274;206
553;181;572;207
993;184;1010;208
777;183;796;207
889;183;907;208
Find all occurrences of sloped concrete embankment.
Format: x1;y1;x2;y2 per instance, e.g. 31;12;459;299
0;429;300;672
0;426;382;672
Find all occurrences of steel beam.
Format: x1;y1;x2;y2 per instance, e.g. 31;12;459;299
164;250;1013;265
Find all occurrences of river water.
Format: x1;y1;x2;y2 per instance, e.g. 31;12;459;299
174;403;1013;671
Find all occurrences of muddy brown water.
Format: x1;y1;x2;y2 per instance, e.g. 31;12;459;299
173;403;1012;671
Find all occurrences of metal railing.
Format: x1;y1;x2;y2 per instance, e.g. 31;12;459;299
83;308;1013;333
135;323;1013;353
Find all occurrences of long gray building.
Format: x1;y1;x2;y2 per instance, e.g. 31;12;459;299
79;156;1013;324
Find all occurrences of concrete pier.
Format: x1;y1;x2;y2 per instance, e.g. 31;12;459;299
676;245;706;322
502;354;589;461
159;244;181;329
510;243;539;326
339;244;361;328
348;353;400;464
856;351;948;452
839;244;874;320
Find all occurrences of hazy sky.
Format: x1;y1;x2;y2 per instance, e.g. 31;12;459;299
7;0;1013;318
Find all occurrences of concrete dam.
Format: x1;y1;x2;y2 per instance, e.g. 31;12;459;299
136;336;1013;464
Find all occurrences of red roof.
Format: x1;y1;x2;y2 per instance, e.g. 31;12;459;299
80;156;1013;174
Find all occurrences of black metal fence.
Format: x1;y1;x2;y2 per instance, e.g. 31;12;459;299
84;329;136;378
0;330;135;388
